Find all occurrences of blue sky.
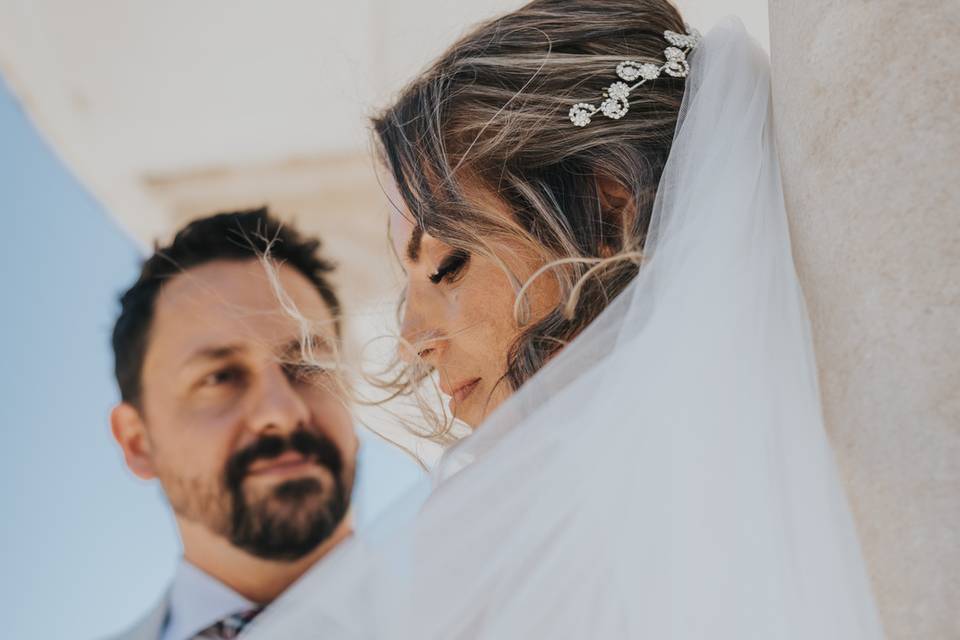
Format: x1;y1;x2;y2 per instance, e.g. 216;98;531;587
0;75;420;639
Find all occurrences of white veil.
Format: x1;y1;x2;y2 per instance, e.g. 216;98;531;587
245;19;884;639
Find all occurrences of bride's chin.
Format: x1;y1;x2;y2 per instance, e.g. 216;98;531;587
451;402;479;429
456;391;511;430
449;395;481;429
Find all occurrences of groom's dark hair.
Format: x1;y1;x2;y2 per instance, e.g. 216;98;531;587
111;207;340;407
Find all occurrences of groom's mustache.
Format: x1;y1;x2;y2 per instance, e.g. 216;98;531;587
224;429;343;489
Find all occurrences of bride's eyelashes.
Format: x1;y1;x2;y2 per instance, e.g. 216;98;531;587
429;250;470;285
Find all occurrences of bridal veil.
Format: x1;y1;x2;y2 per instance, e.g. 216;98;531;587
245;19;884;639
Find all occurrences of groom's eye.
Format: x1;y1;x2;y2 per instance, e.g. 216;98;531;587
200;366;246;388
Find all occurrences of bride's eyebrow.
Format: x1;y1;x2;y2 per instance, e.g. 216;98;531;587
406;226;424;263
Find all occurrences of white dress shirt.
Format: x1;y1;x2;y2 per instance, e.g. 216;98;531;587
161;560;256;640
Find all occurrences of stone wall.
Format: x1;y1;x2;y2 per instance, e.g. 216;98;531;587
768;2;960;637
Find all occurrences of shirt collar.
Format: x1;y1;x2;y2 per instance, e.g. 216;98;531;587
163;559;256;640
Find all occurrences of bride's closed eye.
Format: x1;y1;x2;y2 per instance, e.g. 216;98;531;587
429;250;470;285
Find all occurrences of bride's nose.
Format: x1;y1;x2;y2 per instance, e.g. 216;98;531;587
399;289;446;367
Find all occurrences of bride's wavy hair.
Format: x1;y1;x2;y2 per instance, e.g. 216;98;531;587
371;0;687;433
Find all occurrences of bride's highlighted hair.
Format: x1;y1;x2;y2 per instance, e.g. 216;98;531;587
373;0;688;428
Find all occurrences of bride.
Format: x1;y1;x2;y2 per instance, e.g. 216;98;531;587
247;0;884;637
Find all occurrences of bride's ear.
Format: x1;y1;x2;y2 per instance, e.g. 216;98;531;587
596;175;636;256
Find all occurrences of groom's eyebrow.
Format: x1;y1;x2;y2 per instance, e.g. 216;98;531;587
276;335;333;361
181;344;248;367
406;226;423;262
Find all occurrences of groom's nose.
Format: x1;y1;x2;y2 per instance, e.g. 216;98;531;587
246;363;311;436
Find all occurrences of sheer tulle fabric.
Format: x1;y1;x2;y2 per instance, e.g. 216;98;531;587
245;19;884;639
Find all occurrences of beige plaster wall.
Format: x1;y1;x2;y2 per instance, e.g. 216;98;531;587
141;152;397;311
768;2;960;637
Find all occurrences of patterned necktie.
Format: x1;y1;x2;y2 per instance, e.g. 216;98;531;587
193;607;263;639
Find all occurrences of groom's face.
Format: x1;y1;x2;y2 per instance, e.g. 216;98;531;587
114;259;357;561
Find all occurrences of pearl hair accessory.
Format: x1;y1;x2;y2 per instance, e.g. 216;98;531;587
569;26;701;127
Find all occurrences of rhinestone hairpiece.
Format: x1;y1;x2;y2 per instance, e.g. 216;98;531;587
569;26;701;127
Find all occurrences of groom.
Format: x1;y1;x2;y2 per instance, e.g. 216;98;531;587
107;208;358;639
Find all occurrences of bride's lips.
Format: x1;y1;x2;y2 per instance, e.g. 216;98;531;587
246;451;315;478
447;378;481;411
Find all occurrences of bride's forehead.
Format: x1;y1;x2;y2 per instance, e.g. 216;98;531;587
389;208;417;253
390;217;448;265
389;208;449;263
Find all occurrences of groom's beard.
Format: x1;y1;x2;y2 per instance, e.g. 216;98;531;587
225;429;353;560
162;429;354;562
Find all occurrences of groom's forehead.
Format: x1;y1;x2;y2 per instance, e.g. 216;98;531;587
145;259;334;370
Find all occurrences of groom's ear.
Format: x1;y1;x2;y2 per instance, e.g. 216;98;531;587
110;403;157;480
